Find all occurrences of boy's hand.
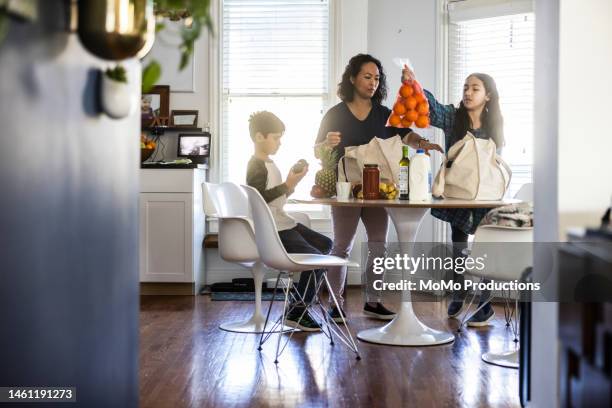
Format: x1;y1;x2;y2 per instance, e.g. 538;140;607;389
285;165;309;190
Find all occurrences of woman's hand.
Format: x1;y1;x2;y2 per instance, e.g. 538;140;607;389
404;131;444;155
401;64;416;83
325;131;342;148
314;131;341;158
421;141;444;154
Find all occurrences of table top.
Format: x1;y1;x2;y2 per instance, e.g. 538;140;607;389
291;196;521;209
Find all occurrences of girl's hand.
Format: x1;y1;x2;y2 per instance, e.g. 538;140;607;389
402;64;416;83
325;131;342;147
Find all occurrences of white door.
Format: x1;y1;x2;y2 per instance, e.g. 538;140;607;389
139;193;193;282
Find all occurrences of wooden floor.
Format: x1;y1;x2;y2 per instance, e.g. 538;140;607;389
140;288;520;408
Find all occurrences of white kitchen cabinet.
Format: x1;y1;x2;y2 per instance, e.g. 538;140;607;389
139;169;206;292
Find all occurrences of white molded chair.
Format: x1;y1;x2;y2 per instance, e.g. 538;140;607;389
243;185;361;363
513;182;533;202
286;211;311;228
461;183;533;368
203;182;290;334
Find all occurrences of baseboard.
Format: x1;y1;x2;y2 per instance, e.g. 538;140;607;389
140;282;197;295
206;266;364;286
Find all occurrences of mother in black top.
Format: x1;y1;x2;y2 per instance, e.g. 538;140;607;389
314;54;442;322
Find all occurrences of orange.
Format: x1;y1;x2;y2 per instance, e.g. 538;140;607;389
389;114;401;126
415;93;426;103
393;102;406;115
415;115;430;128
404;96;417;110
416;102;429;115
401;117;413;127
405;109;418;122
399;85;414;98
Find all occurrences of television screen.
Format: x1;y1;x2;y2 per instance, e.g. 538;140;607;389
177;133;210;157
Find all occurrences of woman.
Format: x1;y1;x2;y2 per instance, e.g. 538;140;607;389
404;67;505;327
314;54;443;323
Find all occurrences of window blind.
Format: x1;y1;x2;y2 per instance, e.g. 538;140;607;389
448;10;535;198
448;0;533;23
221;0;330;206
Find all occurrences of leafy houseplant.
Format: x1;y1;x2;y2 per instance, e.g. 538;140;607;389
102;64;133;119
142;0;214;92
105;65;128;83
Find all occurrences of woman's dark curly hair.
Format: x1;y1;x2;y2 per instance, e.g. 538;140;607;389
337;54;387;105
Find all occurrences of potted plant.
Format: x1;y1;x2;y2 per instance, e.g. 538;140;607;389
101;65;135;119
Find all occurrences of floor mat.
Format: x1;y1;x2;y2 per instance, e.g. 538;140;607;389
211;292;286;301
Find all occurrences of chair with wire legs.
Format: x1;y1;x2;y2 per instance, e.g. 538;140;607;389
243;185;361;363
459;226;532;368
457;183;534;368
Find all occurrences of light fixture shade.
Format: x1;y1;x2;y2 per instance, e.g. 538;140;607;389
78;0;155;60
135;13;156;59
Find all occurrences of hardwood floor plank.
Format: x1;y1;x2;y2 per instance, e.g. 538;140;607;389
139;289;520;407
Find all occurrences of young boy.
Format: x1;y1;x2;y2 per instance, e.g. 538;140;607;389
246;111;332;331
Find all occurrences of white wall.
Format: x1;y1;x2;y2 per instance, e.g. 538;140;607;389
532;0;612;406
532;0;560;405
367;0;439;244
557;0;612;233
142;20;211;161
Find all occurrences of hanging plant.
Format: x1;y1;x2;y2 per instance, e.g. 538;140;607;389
105;65;128;83
142;0;214;92
102;64;135;119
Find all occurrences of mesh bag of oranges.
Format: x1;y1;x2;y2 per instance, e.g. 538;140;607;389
386;78;430;129
386;59;430;129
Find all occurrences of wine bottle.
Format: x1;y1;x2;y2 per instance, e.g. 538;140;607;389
399;145;410;200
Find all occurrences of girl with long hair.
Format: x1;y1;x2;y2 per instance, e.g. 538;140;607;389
404;68;505;326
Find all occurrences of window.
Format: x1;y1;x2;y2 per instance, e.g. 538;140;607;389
221;0;331;213
448;0;535;198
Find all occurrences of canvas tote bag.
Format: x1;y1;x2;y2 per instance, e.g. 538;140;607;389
432;132;511;200
338;136;404;184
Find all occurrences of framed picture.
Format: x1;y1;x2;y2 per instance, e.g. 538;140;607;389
171;110;199;127
177;133;211;158
141;85;170;127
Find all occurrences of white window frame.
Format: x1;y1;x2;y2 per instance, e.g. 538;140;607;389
208;0;340;225
435;0;535;242
434;0;452;243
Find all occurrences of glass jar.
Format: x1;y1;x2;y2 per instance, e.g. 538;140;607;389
363;164;380;200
